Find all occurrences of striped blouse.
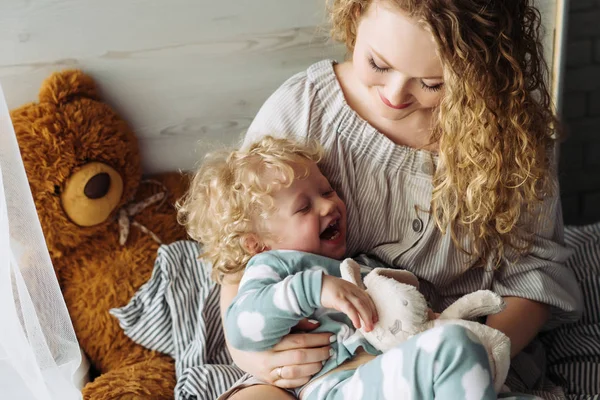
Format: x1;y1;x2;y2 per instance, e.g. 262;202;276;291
242;59;582;329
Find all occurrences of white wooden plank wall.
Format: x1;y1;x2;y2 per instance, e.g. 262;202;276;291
0;0;559;173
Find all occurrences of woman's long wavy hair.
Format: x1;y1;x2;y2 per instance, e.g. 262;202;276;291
328;0;560;266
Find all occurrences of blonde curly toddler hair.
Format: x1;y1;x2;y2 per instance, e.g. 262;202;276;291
177;136;323;283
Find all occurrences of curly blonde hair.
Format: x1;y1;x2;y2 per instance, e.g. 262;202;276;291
177;136;323;282
328;0;559;266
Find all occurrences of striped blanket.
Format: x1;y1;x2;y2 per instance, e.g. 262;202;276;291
540;223;600;399
110;241;244;400
112;223;600;400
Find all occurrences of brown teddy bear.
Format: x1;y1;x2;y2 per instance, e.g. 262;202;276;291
10;70;189;399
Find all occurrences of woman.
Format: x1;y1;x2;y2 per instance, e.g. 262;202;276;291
220;0;583;398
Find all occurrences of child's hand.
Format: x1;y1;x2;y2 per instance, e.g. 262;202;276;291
320;275;378;332
428;308;441;320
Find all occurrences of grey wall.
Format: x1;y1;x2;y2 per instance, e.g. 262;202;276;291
560;0;600;225
0;1;344;175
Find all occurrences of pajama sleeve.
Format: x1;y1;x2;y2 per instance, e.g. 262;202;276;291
492;173;584;330
224;253;324;351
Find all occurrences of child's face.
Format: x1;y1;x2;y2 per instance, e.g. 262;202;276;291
262;162;347;260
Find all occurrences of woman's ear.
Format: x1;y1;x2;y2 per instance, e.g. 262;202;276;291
241;234;268;255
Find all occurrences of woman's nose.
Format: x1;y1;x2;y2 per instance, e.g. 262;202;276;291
384;76;411;106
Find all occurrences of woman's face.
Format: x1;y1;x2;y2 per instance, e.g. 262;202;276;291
352;1;444;122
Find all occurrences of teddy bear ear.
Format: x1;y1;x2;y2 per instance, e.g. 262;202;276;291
38;69;99;105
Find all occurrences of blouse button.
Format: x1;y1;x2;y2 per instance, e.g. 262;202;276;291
421;162;434;175
412;218;423;233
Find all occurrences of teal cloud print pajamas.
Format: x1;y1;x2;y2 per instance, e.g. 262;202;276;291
225;250;539;400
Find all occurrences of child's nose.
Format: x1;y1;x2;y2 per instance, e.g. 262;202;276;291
318;198;336;216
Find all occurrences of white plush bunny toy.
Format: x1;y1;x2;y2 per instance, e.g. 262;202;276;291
340;259;511;393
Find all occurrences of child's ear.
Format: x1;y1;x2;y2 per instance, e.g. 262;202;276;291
241;234;268;255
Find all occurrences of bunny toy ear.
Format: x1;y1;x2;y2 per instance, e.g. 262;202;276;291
369;269;420;288
340;259;365;290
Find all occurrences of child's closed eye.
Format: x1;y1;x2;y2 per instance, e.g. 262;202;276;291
295;203;311;214
321;188;335;197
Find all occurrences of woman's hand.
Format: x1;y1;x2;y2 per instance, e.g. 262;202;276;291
320;275;378;332
227;319;334;388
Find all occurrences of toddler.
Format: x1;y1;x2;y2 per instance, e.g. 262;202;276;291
178;136;525;400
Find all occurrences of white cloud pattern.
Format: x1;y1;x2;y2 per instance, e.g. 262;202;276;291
239;264;281;290
273;275;301;315
462;363;491;400
341;370;364;400
381;348;412;400
416;327;444;353
237;311;265;342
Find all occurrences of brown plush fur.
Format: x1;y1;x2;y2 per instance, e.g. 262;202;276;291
11;70;189;399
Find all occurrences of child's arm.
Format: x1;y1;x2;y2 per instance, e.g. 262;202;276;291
224;252;377;352
224;261;323;352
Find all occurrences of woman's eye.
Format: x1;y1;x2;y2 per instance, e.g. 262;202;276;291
322;189;335;197
368;57;389;73
420;81;444;92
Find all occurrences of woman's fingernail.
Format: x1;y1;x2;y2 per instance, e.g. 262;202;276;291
329;348;335;357
329;335;337;343
308;319;319;325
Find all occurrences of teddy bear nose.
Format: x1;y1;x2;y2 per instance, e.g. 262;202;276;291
84;172;111;199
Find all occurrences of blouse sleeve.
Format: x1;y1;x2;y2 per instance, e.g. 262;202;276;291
492;172;583;330
241;70;316;148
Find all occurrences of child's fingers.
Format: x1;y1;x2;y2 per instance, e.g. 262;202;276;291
339;301;361;329
349;295;376;332
353;289;378;328
365;294;378;328
369;294;378;324
427;308;441;320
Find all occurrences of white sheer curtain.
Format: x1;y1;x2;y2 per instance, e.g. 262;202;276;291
0;84;86;399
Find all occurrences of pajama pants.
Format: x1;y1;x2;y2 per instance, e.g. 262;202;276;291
301;325;541;400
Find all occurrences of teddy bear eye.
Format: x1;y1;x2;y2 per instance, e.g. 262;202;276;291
53;185;62;196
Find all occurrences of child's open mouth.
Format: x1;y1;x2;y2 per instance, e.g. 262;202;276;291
320;219;341;241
